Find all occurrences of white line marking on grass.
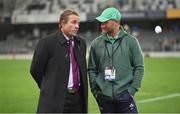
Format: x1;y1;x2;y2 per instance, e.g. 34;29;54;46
139;93;180;103
138;92;162;96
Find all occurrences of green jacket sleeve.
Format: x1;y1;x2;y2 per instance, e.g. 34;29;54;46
128;38;144;95
88;46;99;97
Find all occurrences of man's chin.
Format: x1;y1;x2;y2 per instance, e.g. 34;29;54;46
71;33;78;37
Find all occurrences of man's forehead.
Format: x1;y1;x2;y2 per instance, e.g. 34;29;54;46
68;15;79;19
68;15;79;21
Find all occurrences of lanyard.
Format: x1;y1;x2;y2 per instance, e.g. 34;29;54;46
104;34;127;67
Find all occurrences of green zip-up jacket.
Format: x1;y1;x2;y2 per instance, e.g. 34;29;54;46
88;27;144;99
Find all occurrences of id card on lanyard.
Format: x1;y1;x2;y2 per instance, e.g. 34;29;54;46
104;34;126;82
104;40;119;82
105;66;116;81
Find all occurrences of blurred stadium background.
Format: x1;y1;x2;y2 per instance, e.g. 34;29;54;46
0;0;180;113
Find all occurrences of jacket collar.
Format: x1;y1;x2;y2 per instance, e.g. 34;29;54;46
118;26;128;38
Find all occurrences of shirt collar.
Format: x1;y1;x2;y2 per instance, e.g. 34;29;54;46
62;33;73;41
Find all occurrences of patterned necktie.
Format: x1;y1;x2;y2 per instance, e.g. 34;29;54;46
69;39;79;89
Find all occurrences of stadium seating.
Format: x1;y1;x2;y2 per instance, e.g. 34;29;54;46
1;0;180;54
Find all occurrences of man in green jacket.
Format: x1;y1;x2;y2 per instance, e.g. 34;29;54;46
88;7;144;113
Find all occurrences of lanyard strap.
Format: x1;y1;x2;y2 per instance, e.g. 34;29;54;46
104;34;127;66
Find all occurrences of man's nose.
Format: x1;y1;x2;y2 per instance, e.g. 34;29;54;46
75;24;79;29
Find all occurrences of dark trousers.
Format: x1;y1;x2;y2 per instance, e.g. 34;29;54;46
63;90;83;113
96;90;138;113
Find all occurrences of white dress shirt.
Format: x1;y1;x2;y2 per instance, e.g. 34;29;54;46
62;33;80;89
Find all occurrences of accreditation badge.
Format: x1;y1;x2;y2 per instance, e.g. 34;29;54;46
104;66;116;81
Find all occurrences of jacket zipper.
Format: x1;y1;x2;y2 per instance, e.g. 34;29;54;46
112;44;115;100
112;82;115;100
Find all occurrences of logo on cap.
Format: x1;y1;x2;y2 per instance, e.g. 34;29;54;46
112;13;116;19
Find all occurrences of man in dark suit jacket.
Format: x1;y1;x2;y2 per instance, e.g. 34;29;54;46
30;9;88;113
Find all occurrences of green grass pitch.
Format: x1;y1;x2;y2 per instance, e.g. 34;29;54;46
0;58;180;113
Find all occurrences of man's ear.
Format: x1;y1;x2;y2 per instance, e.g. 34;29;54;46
60;20;66;28
101;24;106;30
58;23;61;29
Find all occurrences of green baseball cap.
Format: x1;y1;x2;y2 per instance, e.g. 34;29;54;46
96;7;121;22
